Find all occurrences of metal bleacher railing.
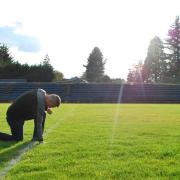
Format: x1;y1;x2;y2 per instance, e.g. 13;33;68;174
0;82;180;103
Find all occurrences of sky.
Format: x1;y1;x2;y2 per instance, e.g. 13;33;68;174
0;0;180;80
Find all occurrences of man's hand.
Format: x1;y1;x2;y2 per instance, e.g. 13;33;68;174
47;108;53;114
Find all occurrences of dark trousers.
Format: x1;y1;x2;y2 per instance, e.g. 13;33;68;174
0;117;24;141
0;113;46;141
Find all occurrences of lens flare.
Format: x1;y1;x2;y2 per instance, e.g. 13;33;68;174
111;83;124;144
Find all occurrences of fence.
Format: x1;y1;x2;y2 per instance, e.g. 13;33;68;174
0;82;180;103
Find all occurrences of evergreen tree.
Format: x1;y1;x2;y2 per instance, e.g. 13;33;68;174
165;16;180;80
43;54;51;66
144;36;166;83
0;44;14;67
39;54;54;81
0;44;57;82
84;47;106;82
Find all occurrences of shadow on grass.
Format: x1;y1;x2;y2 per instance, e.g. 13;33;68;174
0;141;18;150
0;141;37;171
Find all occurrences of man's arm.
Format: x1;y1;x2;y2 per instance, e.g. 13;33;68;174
32;89;46;142
33;112;44;141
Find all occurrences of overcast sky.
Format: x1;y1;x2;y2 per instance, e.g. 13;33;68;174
0;0;179;79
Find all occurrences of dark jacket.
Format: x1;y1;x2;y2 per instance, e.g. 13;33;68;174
7;89;47;141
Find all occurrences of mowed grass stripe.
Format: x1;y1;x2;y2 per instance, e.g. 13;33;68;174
0;104;179;179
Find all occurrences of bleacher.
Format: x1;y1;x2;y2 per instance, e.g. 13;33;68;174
0;82;180;103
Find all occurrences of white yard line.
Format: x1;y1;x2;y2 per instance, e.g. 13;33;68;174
0;141;38;179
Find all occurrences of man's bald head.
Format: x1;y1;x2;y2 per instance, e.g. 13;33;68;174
45;94;61;108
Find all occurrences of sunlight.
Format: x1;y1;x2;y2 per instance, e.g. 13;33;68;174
111;83;124;144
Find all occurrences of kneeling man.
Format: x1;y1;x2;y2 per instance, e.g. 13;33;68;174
0;89;61;142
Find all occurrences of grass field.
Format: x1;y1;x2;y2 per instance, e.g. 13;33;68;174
0;104;180;179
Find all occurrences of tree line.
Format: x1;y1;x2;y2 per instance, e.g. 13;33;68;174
127;16;180;84
1;16;180;83
0;44;123;83
0;45;63;82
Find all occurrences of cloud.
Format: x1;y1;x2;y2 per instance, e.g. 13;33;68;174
0;23;41;52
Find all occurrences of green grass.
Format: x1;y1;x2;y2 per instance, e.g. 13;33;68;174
0;104;180;179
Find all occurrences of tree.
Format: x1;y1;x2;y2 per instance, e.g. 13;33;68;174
43;54;51;66
37;54;54;82
101;75;111;82
53;70;64;81
84;47;106;82
111;78;125;84
165;16;180;80
0;62;21;79
144;36;166;83
26;64;53;82
0;44;57;82
127;61;144;83
0;44;14;67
